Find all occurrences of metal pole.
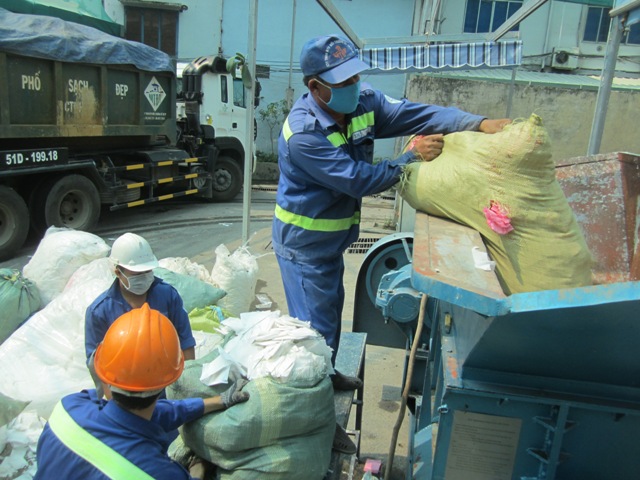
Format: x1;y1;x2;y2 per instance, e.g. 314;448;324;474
587;15;624;156
242;0;258;243
286;0;296;109
506;67;516;118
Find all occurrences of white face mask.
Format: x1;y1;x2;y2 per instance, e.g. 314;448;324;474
119;270;154;295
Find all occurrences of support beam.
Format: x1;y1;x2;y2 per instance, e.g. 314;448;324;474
315;0;363;49
487;0;549;41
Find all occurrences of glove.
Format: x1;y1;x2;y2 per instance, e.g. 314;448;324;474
220;378;250;408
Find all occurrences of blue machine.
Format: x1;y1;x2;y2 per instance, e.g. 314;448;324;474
353;153;640;480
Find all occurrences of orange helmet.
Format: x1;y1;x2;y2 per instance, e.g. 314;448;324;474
94;303;184;394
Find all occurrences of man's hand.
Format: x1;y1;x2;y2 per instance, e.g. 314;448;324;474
478;118;511;133
220;378;250;408
412;134;444;162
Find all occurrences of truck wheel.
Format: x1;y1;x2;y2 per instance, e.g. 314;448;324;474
210;156;242;202
0;186;30;261
43;175;101;232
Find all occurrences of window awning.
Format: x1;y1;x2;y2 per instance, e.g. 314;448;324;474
359;40;522;74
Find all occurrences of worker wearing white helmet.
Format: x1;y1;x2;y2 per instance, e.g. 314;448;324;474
85;232;196;397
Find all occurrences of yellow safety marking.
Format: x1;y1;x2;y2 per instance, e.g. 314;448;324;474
125;164;145;171
127;182;145;189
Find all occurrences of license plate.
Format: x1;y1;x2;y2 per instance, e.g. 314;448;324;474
1;148;69;170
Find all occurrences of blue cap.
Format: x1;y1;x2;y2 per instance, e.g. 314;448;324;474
300;34;369;84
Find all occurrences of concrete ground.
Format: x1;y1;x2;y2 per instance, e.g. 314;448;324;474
216;193;412;480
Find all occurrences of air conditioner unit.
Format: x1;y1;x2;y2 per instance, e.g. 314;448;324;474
551;47;579;70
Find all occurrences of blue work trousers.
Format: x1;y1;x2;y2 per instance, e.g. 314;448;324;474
276;253;345;364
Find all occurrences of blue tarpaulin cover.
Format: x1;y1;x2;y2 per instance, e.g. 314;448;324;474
359;40;522;73
0;7;173;72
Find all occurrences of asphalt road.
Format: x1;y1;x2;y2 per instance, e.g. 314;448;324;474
0;188;277;271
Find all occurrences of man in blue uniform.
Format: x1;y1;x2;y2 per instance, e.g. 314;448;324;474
35;304;249;480
85;232;196;396
272;34;510;453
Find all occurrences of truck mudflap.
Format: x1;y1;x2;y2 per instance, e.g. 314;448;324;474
105;156;212;211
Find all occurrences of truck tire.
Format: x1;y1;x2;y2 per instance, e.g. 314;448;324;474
210;156;242;202
43;175;101;232
0;186;30;261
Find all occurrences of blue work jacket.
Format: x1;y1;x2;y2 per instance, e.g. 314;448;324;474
34;390;204;479
85;277;196;360
272;84;485;262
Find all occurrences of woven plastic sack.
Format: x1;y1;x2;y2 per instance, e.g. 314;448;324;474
0;269;41;345
168;348;335;480
22;227;110;305
154;267;226;312
211;244;258;316
188;305;228;333
400;114;593;294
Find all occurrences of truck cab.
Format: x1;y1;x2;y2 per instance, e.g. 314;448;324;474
176;56;260;195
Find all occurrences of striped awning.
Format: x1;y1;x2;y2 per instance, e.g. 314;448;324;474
359;40;522;74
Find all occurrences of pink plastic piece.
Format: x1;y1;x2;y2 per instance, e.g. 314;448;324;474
483;200;514;235
364;458;382;474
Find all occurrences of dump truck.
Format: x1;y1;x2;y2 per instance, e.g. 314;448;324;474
0;8;255;260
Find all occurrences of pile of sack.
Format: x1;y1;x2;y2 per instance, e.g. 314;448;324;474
0;227;261;480
169;311;336;480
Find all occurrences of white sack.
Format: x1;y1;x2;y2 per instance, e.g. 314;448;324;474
22;227;110;306
210;244;258;316
0;258;113;418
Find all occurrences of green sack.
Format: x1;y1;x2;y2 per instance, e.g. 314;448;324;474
400;114;593;294
168;348;335;480
0;268;41;345
188;305;229;333
154;267;226;312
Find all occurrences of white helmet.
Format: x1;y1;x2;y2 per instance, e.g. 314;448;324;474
109;233;159;272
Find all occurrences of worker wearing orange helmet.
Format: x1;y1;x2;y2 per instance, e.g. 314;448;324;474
85;232;196;397
35;304;249;480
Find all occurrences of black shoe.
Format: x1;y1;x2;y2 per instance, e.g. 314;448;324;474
332;423;357;455
331;370;363;391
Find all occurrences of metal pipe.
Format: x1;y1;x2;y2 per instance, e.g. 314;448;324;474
610;0;640;18
384;294;427;480
587;15;625;156
242;0;258;243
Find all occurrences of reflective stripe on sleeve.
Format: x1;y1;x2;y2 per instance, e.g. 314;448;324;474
47;401;155;480
283;111;374;147
283;117;294;141
275;204;360;232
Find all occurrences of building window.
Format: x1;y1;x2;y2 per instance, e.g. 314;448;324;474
464;0;523;33
125;7;178;56
583;7;640;45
